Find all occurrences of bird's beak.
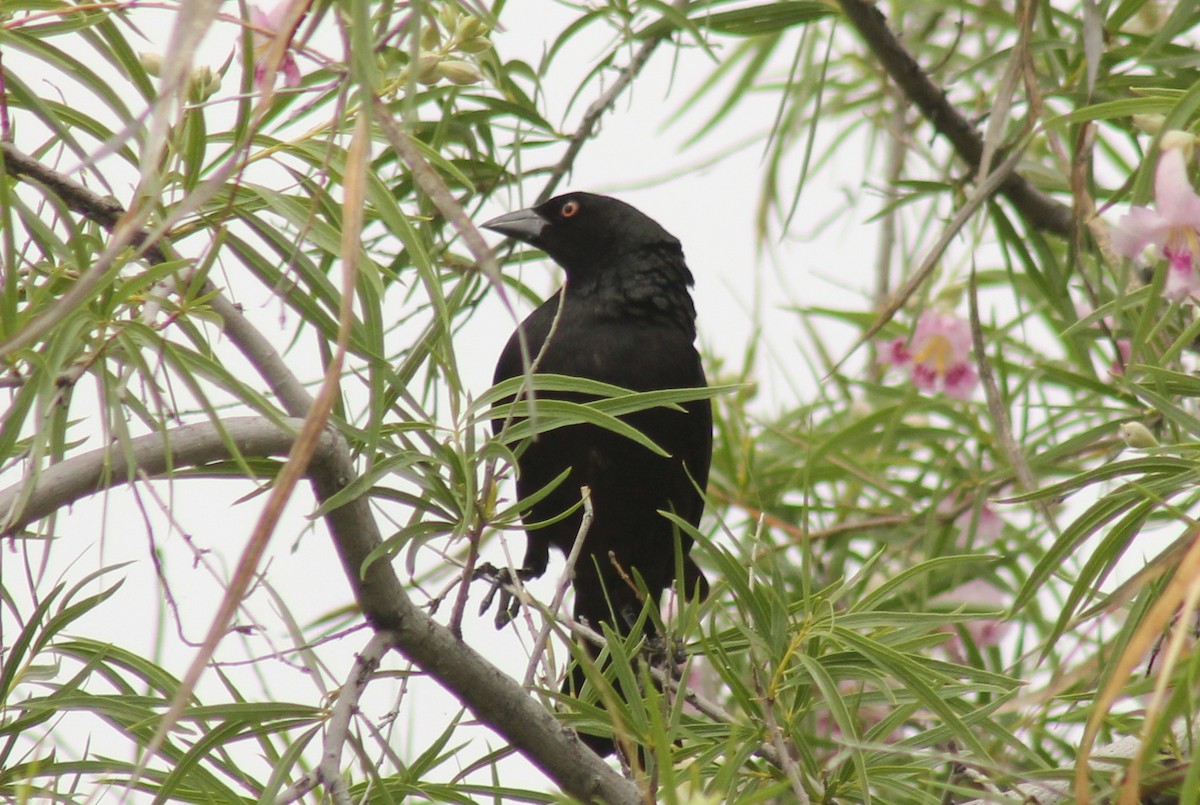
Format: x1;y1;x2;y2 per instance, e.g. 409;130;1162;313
481;207;547;244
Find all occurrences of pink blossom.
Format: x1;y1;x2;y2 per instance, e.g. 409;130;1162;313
1112;143;1200;302
879;311;979;399
250;1;303;89
878;335;911;365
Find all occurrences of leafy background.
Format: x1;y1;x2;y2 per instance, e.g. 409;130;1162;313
2;0;1199;802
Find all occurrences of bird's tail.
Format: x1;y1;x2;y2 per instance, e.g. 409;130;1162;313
563;658;621;756
561;582;659;758
562;558;709;757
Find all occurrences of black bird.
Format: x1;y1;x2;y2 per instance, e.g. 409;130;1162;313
481;192;712;756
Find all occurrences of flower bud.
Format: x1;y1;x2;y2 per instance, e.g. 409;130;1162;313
183;65;221;101
1132;114;1165;135
437;59;482;85
420;20;440;51
456;15;483;41
415;52;442;84
139;51;164;77
1161;129;1196;163
1118;421;1158;449
458;35;492;53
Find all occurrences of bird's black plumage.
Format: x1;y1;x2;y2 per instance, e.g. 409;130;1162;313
483;192;711;756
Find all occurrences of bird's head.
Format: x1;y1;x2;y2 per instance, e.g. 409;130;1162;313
481;192;682;283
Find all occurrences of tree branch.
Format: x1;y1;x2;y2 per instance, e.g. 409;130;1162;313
277;633;392;805
0;417;315;533
0;412;640;802
0;142;168;263
836;0;1075;238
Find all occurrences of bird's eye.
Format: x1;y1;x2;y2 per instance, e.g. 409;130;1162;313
560;200;580;218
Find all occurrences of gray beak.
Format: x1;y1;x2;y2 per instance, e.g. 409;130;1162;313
481;207;547;244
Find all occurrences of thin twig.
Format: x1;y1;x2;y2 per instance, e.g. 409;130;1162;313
321;634;390;803
372;99;509;299
277;633;390;805
448;487;492;639
872;86;907;313
752;664;811;805
959;714;1200;805
0;140;315;416
536;0;691;204
524;488;594;687
836;0;1073;238
563;615;793;772
967;267;1036;495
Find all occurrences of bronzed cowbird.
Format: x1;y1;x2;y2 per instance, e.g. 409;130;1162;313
482;192;711;756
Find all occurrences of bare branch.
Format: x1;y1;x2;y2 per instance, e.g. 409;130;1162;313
524;487;593;687
277;633;392;805
0;141;316;417
752;664;811;805
0;410;639;802
0;142;165;261
0;417;316;534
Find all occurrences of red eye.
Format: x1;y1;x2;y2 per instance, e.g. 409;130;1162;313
560;200;580;218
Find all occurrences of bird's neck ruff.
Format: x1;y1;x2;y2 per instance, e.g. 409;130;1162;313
570;243;698;336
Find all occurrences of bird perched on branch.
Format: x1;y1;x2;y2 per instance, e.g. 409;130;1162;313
481;192;712;756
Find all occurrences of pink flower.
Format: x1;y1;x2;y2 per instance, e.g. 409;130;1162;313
879;311;979;399
1112;141;1200;302
878;335;911;366
250;1;303;89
